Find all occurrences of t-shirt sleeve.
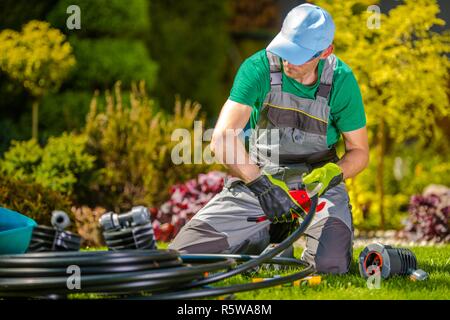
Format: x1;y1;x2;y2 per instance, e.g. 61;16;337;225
331;71;367;132
228;58;263;108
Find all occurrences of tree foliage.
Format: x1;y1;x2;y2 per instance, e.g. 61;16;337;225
0;20;75;98
0;21;76;139
148;0;231;116
46;0;149;37
316;0;449;143
315;0;450;228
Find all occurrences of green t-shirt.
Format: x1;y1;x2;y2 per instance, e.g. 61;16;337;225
229;49;366;147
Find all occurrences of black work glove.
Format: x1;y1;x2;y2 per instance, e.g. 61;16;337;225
246;172;307;224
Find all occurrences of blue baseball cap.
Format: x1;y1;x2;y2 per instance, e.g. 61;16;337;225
267;3;335;65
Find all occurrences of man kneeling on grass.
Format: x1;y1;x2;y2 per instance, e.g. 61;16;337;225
170;3;369;274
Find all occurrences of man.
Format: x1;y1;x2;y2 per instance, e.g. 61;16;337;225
169;3;369;274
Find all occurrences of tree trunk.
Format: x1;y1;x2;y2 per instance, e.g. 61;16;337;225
376;117;386;229
32;100;39;140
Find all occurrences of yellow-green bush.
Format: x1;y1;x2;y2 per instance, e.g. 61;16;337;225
0;174;73;227
316;0;450;229
347;140;450;230
84;82;222;212
0;20;76;139
0;21;75;98
1;133;95;195
347;177;410;230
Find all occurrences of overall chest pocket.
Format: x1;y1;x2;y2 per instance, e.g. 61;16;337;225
267;105;328;135
266;105;328;153
267;105;299;128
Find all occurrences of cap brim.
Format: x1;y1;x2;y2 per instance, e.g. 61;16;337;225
267;32;317;65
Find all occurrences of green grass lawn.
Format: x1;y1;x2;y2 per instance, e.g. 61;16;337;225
80;244;449;300
213;245;450;300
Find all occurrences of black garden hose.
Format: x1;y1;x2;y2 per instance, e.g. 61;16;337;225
136;195;318;299
0;250;234;297
0;195;318;299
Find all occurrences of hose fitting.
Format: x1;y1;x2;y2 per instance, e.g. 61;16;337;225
27;211;81;252
99;206;157;250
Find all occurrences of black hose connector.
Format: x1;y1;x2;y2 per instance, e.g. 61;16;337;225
27;211;81;252
359;243;417;279
99;206;157;250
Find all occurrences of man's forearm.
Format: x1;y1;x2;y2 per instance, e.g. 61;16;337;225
212;138;369;182
337;148;369;180
211;132;260;183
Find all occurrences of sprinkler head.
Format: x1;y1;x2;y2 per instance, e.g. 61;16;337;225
359;243;418;279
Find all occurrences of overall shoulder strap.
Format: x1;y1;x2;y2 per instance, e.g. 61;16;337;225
266;51;282;90
316;54;337;100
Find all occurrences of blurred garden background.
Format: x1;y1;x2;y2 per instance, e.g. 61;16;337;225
0;0;448;247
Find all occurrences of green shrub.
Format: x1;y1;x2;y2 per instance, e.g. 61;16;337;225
0;0;56;31
148;0;231;116
83;82;221;211
46;0;149;37
0;0;157;148
65;38;157;90
11;0;158;144
0;174;73;226
1;133;95;195
0;139;43;179
28;90;136;142
38;91;95;140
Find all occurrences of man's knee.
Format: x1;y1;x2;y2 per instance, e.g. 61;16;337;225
315;254;351;274
304;217;353;275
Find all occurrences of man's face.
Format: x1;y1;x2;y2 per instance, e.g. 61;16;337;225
282;56;321;79
281;45;333;79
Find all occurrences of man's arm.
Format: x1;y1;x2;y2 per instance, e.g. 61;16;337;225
210;99;261;183
337;126;370;179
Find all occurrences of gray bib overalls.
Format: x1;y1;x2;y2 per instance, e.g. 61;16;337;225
170;52;354;274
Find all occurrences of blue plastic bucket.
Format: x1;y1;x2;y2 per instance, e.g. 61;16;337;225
0;207;37;254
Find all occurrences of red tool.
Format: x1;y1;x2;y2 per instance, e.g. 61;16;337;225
247;183;322;222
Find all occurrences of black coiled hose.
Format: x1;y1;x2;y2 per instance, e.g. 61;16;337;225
0;250;233;297
0;195;318;299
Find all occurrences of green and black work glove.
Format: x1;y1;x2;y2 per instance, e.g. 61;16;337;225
246;172;307;224
302;163;343;196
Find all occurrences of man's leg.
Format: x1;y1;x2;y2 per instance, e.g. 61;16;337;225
301;183;354;274
301;217;353;274
169;178;271;254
